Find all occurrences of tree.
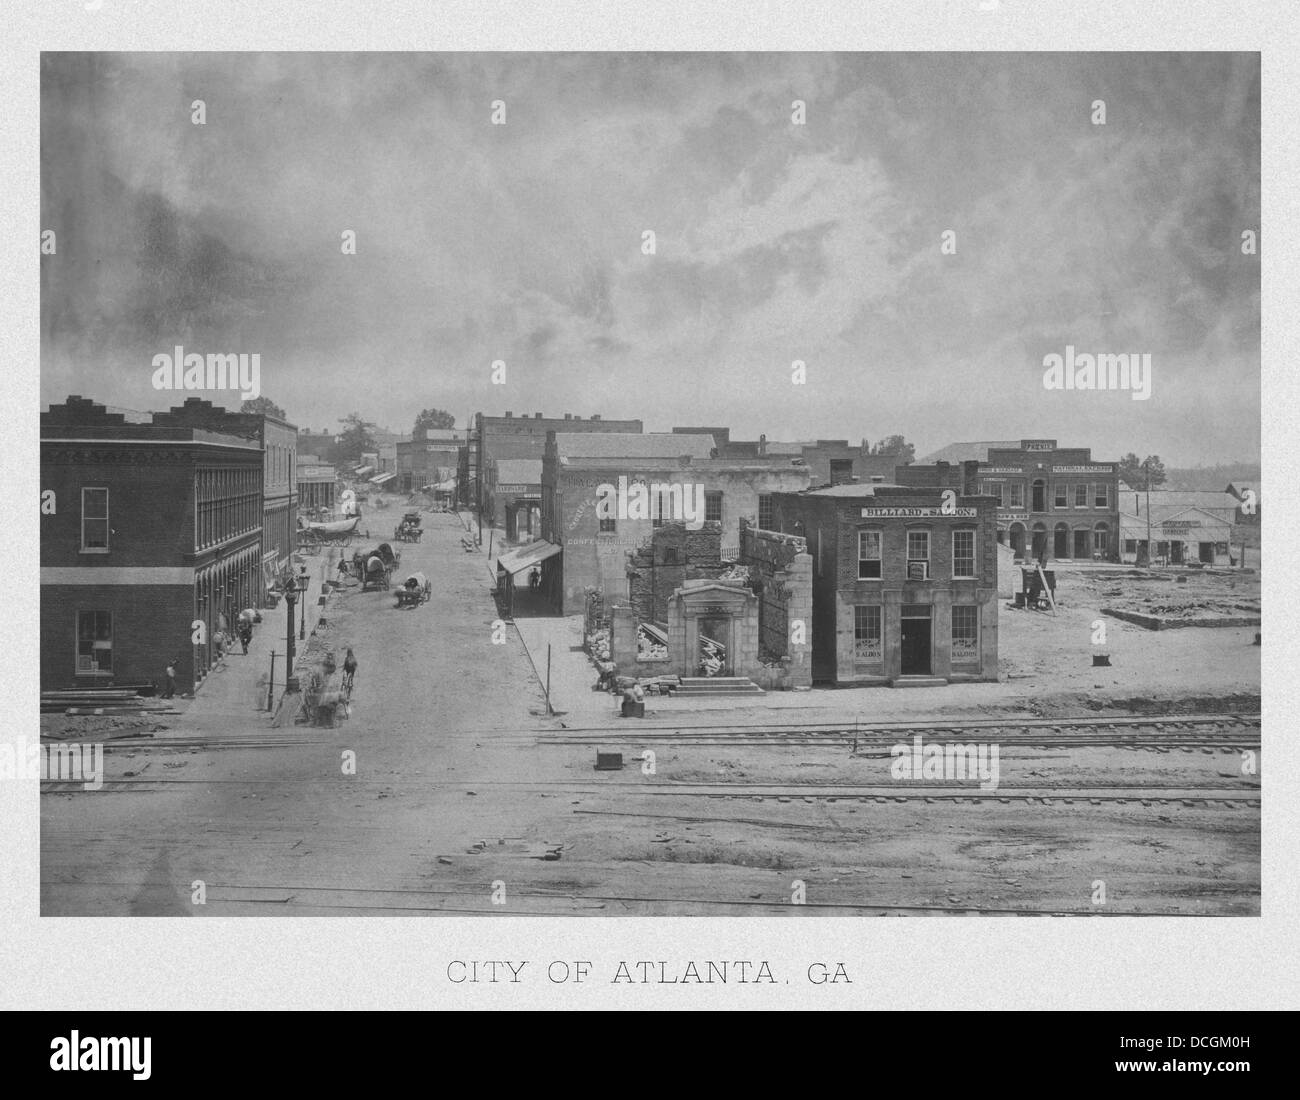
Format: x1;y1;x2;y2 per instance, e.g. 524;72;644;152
413;407;456;434
240;396;287;420
1117;453;1167;490
333;413;377;465
869;435;916;464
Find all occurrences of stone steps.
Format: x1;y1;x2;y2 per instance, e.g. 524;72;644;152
673;677;765;696
890;676;948;688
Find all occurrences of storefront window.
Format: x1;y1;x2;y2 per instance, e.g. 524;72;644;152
854;605;882;663
952;605;979;664
76;609;112;676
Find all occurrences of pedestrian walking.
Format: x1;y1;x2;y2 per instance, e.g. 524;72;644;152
212;629;227;669
342;648;358;696
238;620;254;655
528;565;540;593
161;657;177;699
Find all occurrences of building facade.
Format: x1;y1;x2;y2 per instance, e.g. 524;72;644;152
541;431;813;614
470;410;642;512
1117;490;1240;565
484;457;543;540
923;439;1120;561
152;398;298;596
41;396;264;694
397;428;466;494
297;455;337;515
770;466;999;685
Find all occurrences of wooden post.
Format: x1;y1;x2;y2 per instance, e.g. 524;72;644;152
488;531;494;560
267;651;276;711
1036;562;1057;615
546;644;553;716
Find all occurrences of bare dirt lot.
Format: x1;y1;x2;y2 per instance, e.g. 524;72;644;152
40;512;1260;917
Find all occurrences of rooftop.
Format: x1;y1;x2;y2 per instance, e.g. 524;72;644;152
919;441;1021;464
554;432;716;462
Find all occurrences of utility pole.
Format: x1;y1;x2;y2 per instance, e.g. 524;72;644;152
1144;457;1152;567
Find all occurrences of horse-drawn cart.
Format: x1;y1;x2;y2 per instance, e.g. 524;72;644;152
394;510;424;542
355;542;401;591
395;571;432;608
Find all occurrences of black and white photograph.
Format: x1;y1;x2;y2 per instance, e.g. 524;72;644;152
7;0;1297;1037
36;49;1261;920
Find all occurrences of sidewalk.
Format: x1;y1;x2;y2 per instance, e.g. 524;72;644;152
185;557;337;725
510;613;619;723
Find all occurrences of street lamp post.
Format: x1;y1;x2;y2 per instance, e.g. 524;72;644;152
298;566;309;640
284;582;297;681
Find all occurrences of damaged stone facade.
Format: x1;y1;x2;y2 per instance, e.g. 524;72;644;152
625;521;732;624
739;519;814;687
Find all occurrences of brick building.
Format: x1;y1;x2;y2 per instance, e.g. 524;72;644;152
467;410;642;510
541;432;813;614
41;396;264;694
151;397;298;594
397;427;466;494
922;439;1120;561
770;463;999;685
484;457;543;540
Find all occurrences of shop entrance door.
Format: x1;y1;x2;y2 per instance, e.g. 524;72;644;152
900;606;932;676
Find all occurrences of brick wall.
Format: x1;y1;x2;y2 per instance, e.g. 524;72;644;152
42;583;194;691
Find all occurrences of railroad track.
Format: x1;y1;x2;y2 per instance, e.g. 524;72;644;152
39;775;1260;806
536;713;1261;750
53;713;1261;754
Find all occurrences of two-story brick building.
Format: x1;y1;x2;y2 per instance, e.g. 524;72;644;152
151;397;298;596
41;396;265;694
922;439;1120;561
770;461;999;685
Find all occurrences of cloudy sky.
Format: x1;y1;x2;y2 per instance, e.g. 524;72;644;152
40;52;1258;464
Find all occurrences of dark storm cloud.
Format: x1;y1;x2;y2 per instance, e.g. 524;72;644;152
40;52;1258;462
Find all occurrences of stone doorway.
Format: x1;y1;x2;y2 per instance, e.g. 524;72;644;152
697;616;731;676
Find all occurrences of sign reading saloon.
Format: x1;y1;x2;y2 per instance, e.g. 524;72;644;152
861;506;977;518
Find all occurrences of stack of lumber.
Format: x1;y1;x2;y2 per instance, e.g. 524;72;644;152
40;689;179;716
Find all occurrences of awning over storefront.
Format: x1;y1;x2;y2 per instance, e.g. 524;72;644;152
354;465;374;478
369;471;396;486
496;540;562;576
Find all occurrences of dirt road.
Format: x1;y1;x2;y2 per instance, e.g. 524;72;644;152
40;512;1260;916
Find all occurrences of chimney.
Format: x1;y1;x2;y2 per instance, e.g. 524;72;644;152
535;412;543;419
962;460;980;496
505;411;513;418
591;414;601;421
564;413;572;420
759;433;767;456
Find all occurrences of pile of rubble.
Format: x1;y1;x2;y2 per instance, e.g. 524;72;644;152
586;627;611;661
637;625;667;660
716;564;751;584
